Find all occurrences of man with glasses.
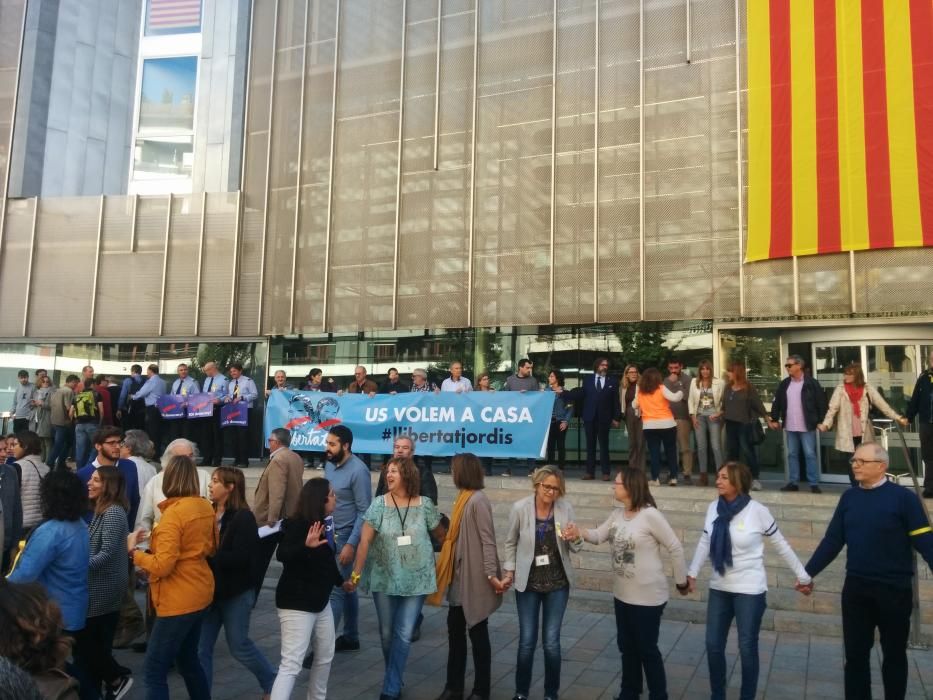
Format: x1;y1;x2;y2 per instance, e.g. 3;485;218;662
769;355;828;493
804;443;933;699
76;426;141;529
905;350;933;498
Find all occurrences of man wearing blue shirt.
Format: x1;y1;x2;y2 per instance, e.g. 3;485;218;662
196;361;227;467
75;426;141;528
166;363;199;443
130;364;167;453
224;362;257;467
324;425;371;653
805;443;933;699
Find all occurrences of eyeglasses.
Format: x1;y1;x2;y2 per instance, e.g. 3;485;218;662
784;363;798;369
538;484;560;493
849;457;881;466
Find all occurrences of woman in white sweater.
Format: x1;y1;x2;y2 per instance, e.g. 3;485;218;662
687;360;725;486
687;462;811;700
564;467;688;700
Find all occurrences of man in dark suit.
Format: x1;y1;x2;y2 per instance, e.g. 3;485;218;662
556;357;621;480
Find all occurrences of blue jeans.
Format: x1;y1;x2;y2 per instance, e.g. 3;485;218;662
197;589;275;693
785;430;819;485
74;422;97;468
705;589;767;700
515;586;569;698
372;592;426;698
725;420;760;477
644;428;678;481
48;424;74;468
329;554;359;642
145;609;210;700
694;415;723;474
614;598;667;700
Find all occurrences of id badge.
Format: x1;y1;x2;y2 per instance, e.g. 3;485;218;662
535;554;550;566
397;535;412;547
700;396;713;409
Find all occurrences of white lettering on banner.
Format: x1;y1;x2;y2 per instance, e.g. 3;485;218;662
392;406;456;422
461;407;474;422
479;406;534;423
365;407;389;422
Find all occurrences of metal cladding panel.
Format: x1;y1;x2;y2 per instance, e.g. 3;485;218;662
553;1;596;325
29;197;97;335
797;252;850;317
472;0;553;327
0;0;25;203
743;258;795;318
162;195;201;336
101;197;134;254
0;198;32;336
198;192;238;336
853;248;933;316
327;0;402;332
595;0;640;321
236;200;264;335
96;196;167;336
396;3;470;329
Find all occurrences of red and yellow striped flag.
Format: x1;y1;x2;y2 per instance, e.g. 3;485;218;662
746;0;933;262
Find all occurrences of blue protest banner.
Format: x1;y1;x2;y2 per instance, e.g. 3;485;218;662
221;402;249;428
185;393;216;419
157;394;185;420
263;390;555;458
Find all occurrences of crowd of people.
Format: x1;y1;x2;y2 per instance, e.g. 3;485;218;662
1;351;933;700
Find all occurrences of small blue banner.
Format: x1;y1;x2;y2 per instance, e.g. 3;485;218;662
221;402;249;428
157;394;186;420
263;391;555;458
185;393;216;419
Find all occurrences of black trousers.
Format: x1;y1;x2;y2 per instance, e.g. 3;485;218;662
546;420;567;469
842;575;913;700
12;418;28;433
920;422;933;491
72;610;122;691
145;406;163;454
196;411;223;466
584;420;612;476
231;425;250;466
446;605;491;697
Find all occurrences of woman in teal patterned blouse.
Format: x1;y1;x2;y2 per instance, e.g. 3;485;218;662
343;456;447;700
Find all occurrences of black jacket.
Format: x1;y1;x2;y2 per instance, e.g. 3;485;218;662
560;374;622;424
208;508;262;602
275;517;343;613
770;375;828;432
906;370;933;424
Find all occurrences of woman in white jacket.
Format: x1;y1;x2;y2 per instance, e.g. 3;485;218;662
687;461;811;700
818;362;907;485
688;360;725;486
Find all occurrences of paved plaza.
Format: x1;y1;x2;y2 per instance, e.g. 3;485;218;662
114;573;933;700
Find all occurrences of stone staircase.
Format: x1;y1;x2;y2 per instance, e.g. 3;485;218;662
243;467;933;642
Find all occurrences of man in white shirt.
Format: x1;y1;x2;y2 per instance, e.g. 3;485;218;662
440;361;472;393
135;439;210;531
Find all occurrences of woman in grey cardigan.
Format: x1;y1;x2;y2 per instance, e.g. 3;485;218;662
503;465;582;700
432;453;507;700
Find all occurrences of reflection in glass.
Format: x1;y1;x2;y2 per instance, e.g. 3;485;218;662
138;57;198;136
133;137;194;179
867;345;916;417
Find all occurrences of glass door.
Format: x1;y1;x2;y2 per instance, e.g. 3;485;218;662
812;345;863;482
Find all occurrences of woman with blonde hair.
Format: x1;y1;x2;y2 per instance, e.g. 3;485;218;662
620;365;645;470
503;465;582;700
127;455;216;700
431;453;505;700
721;362;769;491
689;360;725;486
199;467;275;698
343;457;446;700
818;362;908;485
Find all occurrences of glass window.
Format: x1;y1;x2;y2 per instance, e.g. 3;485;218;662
145;0;202;36
138;57;197;136
133;136;194;180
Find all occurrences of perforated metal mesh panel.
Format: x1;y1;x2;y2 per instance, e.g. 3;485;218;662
596;0;640;321
327;0;403;332
798;252;850;316
28;197;97;335
853;248;933;316
472;0;553;327
101;197;134;254
96;196;167;336
199;193;238;336
0;198;32;336
162;195;202;336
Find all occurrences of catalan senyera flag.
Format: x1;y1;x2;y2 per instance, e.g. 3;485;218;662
746;0;933;262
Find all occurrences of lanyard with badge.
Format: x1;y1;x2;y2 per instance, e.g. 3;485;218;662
535;505;554;567
391;494;412;547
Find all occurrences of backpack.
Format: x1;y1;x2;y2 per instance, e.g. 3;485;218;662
73;390;99;419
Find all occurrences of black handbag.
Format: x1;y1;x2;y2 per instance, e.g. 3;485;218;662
749;419;766;445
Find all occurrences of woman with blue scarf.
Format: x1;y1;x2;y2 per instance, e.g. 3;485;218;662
687;462;811;700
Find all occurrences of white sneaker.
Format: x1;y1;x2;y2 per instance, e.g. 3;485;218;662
751;479;762;491
648;479;660;486
668;478;678;486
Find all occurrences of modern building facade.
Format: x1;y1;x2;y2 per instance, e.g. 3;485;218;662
0;0;930;477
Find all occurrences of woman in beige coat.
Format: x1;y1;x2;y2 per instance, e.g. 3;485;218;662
430;453;506;700
818;362;907;484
